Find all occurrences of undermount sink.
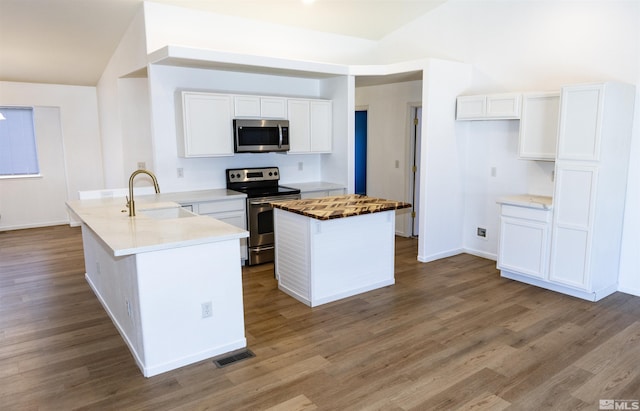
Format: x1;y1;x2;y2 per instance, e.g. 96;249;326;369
140;207;196;220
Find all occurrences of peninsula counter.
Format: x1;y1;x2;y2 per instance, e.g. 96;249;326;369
271;195;411;307
66;196;248;377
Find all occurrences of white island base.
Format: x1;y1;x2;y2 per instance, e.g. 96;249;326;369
81;225;246;377
274;208;396;307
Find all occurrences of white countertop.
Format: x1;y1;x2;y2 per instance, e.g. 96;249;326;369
497;194;553;210
149;188;246;203
67;190;248;257
285;181;345;192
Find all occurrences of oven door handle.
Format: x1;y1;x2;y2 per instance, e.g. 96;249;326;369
249;200;274;207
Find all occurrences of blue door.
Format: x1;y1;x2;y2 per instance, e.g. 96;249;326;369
355;111;367;195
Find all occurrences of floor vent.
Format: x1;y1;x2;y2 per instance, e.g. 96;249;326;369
213;349;255;368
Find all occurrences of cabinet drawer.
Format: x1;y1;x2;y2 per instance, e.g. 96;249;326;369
203;212;246;229
501;204;551;222
198;199;245;214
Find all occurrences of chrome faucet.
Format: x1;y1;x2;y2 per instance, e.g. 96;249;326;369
127;169;160;217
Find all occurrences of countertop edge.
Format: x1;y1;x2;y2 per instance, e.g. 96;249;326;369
272;194;412;220
496;194;553;210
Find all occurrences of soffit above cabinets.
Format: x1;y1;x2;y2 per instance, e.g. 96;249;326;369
146;46;349;80
145;45;426;87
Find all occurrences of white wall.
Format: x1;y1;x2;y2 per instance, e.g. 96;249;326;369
418;59;472;262
319;75;353;191
355;80;422;236
96;7;149;188
0;82;103;230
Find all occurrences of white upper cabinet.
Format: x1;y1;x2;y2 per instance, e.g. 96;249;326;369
233;95;287;119
179;92;234;157
456;93;521;120
556;85;603;161
518;92;560;161
309;100;332;152
287;99;332;154
456;95;486;119
486;94;522;118
287;99;311;152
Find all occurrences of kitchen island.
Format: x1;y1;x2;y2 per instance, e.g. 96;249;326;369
272;195;411;307
67;196;248;377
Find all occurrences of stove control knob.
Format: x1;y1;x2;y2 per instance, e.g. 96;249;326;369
269;172;273;176
274;171;278;176
236;173;241;179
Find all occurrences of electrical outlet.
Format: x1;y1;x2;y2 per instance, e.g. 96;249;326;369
298;161;303;171
491;167;497;177
201;301;212;318
395;160;400;168
477;227;487;238
177;168;184;178
126;300;132;318
137;162;146;170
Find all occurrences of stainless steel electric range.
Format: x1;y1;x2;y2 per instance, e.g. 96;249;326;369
226;167;301;265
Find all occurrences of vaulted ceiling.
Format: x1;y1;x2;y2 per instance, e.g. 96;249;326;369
0;0;447;86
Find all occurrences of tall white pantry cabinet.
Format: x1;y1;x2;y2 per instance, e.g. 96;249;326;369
548;82;636;301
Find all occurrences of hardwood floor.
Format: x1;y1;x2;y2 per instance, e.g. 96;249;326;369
1;225;639;410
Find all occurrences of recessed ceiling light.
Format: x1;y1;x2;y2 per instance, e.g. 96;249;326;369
302;0;316;4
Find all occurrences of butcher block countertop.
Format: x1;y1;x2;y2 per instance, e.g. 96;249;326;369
271;194;411;220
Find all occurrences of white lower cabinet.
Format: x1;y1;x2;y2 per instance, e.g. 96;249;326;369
182;198;248;261
498;205;551;280
300;188;345;199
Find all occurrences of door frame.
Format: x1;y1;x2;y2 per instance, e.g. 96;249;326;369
407;104;422;237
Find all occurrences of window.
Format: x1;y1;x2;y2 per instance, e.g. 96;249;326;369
0;107;40;177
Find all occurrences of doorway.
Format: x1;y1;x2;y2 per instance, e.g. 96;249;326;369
410;107;422;237
355;110;367;195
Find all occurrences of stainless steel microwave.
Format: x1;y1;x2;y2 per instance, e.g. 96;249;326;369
233;119;290;153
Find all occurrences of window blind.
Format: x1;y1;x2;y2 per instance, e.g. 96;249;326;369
0;107;40;176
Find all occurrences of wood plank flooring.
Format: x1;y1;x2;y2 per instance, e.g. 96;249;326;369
1;225;640;410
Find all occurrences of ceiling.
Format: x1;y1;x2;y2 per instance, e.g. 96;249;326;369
0;0;446;86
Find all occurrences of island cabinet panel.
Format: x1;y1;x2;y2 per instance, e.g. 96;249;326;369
273;209;311;300
274;208;395;307
135;241;245;374
82;225;144;359
81;224;246;377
